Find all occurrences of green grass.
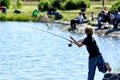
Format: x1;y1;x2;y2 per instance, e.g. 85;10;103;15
58;4;113;21
0;4;113;22
0;5;39;22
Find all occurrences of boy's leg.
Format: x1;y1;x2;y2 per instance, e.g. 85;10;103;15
88;57;97;80
97;55;112;73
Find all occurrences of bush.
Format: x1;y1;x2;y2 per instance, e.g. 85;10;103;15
0;14;39;22
38;0;51;11
110;0;120;12
90;0;100;1
85;0;91;8
63;0;90;10
38;0;90;11
63;0;78;10
51;0;63;10
0;14;7;21
0;0;11;8
16;0;23;9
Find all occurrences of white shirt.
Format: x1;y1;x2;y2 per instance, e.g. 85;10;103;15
77;15;84;23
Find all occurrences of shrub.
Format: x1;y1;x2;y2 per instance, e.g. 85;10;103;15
110;0;120;12
85;0;90;8
0;14;39;22
16;0;23;9
0;0;11;8
63;0;90;10
51;0;62;10
0;14;7;21
38;0;90;11
63;0;78;10
90;0;100;1
38;0;51;11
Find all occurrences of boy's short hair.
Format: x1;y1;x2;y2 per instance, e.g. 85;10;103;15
85;26;94;35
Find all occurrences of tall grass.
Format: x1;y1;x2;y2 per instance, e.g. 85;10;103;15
0;14;7;21
0;13;39;22
0;5;40;22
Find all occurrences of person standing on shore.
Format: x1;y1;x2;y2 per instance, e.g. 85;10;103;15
70;26;112;80
80;1;87;12
80;1;87;19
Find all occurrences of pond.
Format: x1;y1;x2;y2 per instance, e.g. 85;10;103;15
0;22;120;80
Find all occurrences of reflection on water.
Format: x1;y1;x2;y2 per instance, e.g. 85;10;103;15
0;22;120;80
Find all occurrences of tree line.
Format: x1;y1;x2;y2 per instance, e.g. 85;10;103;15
0;0;119;12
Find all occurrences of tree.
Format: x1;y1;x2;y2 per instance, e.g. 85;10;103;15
0;0;11;8
16;0;23;8
110;0;120;12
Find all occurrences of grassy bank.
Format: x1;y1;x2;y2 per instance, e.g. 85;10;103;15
0;6;39;22
0;4;112;22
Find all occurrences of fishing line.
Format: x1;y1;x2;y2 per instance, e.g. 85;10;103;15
27;26;73;47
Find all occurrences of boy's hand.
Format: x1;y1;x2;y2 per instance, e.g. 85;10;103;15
69;36;84;47
69;36;76;44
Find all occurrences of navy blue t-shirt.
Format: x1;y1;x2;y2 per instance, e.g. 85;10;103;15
82;35;101;58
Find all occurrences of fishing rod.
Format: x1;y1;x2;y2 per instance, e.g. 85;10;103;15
28;26;73;47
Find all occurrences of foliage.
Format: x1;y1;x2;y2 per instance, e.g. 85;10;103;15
63;0;90;10
0;14;7;21
0;4;111;22
110;0;120;12
90;0;101;1
38;0;51;11
16;0;23;9
85;0;91;8
38;0;90;11
63;0;78;10
0;0;11;8
0;13;39;22
51;0;62;10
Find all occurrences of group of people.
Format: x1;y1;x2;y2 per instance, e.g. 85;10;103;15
70;5;120;30
97;7;120;29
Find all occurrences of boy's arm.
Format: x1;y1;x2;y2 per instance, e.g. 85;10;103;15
70;36;84;47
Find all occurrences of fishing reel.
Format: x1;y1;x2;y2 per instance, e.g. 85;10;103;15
68;41;72;47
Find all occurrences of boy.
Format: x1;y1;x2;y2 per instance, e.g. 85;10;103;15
69;26;112;80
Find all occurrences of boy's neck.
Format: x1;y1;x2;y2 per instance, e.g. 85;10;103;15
87;34;92;37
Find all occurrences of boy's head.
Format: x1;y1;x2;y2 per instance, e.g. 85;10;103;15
85;26;94;36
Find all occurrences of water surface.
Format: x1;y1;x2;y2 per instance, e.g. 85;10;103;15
0;22;120;80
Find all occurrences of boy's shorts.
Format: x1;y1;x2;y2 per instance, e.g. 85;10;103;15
88;54;107;80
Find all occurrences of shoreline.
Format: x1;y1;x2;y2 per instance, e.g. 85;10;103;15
56;21;120;38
